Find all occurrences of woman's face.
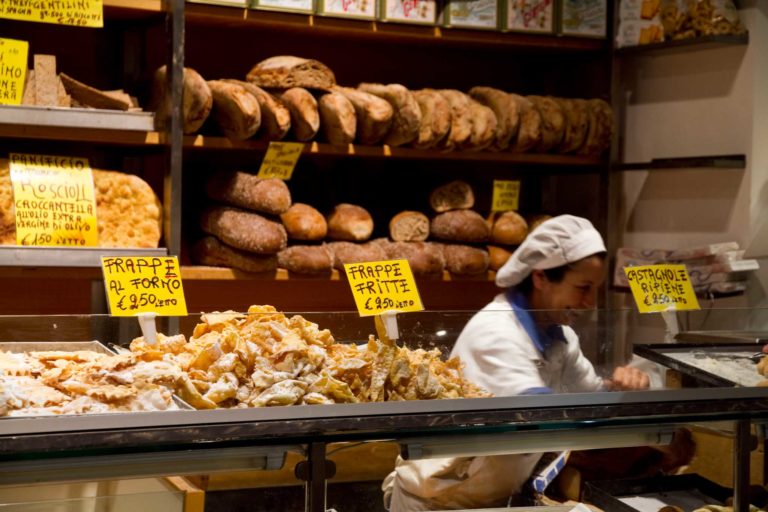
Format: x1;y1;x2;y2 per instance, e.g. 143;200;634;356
532;255;606;326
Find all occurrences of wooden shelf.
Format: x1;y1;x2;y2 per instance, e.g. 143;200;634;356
616;33;749;56
184;4;607;52
103;0;165;18
614;154;746;171
0;123;162;146
181;266;496;282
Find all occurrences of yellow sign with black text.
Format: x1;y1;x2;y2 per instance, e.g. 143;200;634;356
257;142;304;180
0;38;28;105
101;256;188;317
624;264;700;313
492;180;520;212
344;259;424;317
10;153;98;247
0;0;104;28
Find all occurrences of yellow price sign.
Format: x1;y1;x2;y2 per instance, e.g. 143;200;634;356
101;256;188;317
624;264;700;313
492;180;520;212
10;153;98;247
344;259;424;317
0;0;103;27
0;38;28;105
257;142;304;180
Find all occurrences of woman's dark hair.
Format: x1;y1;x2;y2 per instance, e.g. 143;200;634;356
514;252;607;296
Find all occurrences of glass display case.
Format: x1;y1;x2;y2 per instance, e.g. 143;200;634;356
0;306;767;512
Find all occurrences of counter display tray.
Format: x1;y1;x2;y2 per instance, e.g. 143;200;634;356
634;343;766;387
585;474;731;512
0;105;155;132
0;246;168;267
675;330;768;345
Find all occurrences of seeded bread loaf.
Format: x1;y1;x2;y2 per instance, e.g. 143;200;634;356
193;236;278;273
431;210;490;243
206;170;291;215
246;56;336;90
430;180;474;213
200;206;287;254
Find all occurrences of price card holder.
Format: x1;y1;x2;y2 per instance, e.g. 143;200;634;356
0;38;28;106
101;256;188;318
624;264;701;313
492;180;520;212
10;153;98;247
256;142;304;180
0;1;104;27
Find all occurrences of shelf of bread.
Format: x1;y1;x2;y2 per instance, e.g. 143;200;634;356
184;4;605;51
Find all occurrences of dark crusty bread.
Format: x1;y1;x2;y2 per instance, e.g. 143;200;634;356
375;239;444;275
442;244;489;275
430;180;474;213
463;99;497;151
207;80;262;140
431;210;490;243
200;206;287;254
490;210;528;246
389;211;430;242
327;241;387;270
528;95;565;152
246;56;336;90
469;86;520;151
579;99;613;156
437;89;473;150
279;87;320;142
278;245;333;275
223;79;291;141
327;203;374;241
192;236;277;273
151;65;212;134
281;203;327;241
487;245;513;271
318;91;357;146
358;83;422;147
509;94;541;152
206;170;291;215
556;98;589;154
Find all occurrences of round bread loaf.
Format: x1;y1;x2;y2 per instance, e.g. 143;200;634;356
487;245;512;271
327;241;387;270
277;245;333;275
491;211;528;245
200;206;287;254
430;180;474;213
431;210;490;243
389;211;430;242
327;204;374;241
281;203;327;241
442;244;489;275
192;236;277;273
377;239;444;275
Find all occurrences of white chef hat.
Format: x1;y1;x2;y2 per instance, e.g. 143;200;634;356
495;215;606;288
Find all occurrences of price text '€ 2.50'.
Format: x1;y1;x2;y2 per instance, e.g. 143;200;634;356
624;264;700;313
101;257;188;316
344;260;423;317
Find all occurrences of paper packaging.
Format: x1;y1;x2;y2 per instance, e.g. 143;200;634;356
444;0;500;30
318;0;376;19
251;0;313;13
617;0;665;46
505;0;555;33
380;0;437;24
560;0;607;38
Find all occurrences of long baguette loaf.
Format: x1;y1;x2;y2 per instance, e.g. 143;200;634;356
206;170;291;215
200;206;287;254
358;83;422;147
334;86;394;145
279;87;320;142
208;80;261;140
318;91;357;146
223;79;291;141
193;236;278;273
411;89;451;149
246;56;336;90
469;86;520;151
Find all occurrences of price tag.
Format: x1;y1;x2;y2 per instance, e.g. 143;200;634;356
492;180;520;212
0;38;28;106
624;264;700;314
10;153;98;247
101;256;188;317
344;259;424;317
256;142;304;180
0;0;103;28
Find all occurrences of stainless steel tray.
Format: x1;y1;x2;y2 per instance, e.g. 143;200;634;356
0;105;155;131
0;246;167;267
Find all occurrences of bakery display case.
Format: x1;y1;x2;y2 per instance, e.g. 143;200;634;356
1;306;767;511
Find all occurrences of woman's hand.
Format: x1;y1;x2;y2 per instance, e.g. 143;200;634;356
605;366;650;391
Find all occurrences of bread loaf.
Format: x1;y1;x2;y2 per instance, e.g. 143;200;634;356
206;170;291;215
193;236;278;273
431;210;490;243
579;99;613;156
60;73;132;111
411;89;451;149
246;56;336;90
358;83;422;147
333;86;393;145
377;240;444;275
318;91;357;146
389;211;430;242
463;99;497;151
327;203;374;241
487;245;512;271
437;90;473;150
200;206;287;254
207;80;262;140
151;66;212;134
509;94;541;152
281;203;328;240
442;244;489;275
279;87;320;142
469;87;520;151
527;214;552;233
223;79;291;141
556;98;589;154
278;245;333;275
430;180;474;213
328;241;388;269
528;95;565;152
490;211;528;245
